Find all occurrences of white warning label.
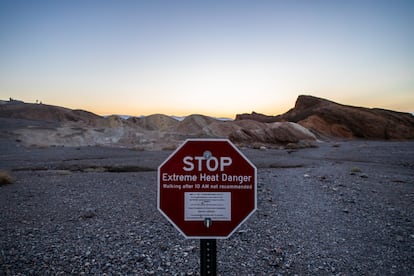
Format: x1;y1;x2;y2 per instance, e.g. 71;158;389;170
184;192;231;221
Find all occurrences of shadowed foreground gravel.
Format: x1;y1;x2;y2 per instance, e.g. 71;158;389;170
1;141;413;275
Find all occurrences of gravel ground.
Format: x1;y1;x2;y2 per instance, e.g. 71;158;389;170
1;137;413;275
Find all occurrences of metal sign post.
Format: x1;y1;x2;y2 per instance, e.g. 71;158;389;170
200;239;217;276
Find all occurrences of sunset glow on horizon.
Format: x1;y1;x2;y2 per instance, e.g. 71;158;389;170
1;0;413;118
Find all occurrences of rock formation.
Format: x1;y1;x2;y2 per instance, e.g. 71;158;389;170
228;121;317;149
236;95;414;140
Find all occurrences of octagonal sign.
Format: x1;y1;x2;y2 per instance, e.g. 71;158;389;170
157;139;257;239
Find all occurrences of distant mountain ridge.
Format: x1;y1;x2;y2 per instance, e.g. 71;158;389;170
1;96;413;150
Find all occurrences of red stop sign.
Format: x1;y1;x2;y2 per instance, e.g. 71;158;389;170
158;139;257;239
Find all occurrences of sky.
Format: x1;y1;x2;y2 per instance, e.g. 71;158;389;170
0;0;413;118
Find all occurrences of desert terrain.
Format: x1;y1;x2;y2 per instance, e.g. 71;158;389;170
1;96;414;275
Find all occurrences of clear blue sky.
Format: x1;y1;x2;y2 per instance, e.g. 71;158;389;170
1;0;413;117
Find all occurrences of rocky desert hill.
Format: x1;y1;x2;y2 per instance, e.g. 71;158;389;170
236;95;414;140
128;114;179;131
0;100;106;127
1;95;413;150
